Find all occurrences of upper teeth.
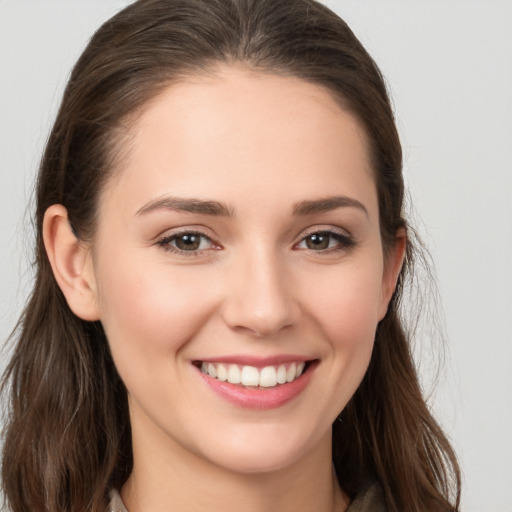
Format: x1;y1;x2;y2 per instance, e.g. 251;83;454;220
200;362;306;388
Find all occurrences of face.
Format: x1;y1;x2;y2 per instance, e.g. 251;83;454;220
88;65;399;474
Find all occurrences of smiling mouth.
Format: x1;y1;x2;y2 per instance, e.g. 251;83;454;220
195;361;313;389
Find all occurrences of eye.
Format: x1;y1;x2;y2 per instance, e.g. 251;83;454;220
157;231;218;254
295;230;355;252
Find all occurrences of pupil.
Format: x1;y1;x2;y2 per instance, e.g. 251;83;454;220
306;234;329;250
176;234;200;250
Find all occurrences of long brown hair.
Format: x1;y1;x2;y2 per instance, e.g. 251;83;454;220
1;1;460;510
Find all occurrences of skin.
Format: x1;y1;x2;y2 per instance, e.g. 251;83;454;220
44;65;404;512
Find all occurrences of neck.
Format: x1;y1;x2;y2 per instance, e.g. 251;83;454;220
121;411;349;512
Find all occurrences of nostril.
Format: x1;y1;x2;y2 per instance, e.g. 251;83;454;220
223;306;300;338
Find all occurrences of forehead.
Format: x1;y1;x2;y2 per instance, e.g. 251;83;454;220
102;65;376;216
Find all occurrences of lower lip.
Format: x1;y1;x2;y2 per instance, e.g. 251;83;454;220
196;363;316;410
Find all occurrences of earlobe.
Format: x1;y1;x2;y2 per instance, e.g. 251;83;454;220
43;205;100;321
378;229;407;321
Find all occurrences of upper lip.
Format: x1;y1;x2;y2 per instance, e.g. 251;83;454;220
194;354;316;368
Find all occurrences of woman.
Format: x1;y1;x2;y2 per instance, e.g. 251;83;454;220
1;0;461;511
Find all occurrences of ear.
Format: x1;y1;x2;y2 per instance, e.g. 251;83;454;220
43;204;100;321
378;229;406;321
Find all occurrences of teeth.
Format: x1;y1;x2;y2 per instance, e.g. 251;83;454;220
276;364;287;384
286;363;296;383
207;363;217;378
259;366;277;387
200;361;308;388
216;364;228;381
241;366;259;386
227;364;241;384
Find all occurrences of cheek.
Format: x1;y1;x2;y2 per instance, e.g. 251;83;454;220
298;255;384;402
302;258;384;346
94;251;219;365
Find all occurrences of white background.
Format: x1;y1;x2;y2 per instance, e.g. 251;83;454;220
1;1;511;511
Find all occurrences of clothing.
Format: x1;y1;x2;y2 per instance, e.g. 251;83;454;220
109;481;386;511
346;481;386;512
110;490;128;512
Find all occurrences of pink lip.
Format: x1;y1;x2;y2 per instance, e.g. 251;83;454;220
195;360;318;410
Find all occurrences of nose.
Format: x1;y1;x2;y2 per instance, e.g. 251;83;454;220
221;248;300;337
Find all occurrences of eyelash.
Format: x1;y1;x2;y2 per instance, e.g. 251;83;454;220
156;228;356;256
294;229;356;253
156;230;218;256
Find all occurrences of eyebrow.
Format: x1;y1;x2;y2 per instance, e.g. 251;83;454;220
136;194;368;218
136;196;234;217
293;196;369;217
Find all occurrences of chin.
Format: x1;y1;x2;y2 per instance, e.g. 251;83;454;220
193;423;327;476
208;449;304;476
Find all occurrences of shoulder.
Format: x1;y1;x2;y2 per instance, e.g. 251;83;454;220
109;484;386;512
346;481;386;512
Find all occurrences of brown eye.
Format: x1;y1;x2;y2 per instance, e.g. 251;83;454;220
174;234;202;251
157;232;216;254
305;233;330;250
296;230;356;253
